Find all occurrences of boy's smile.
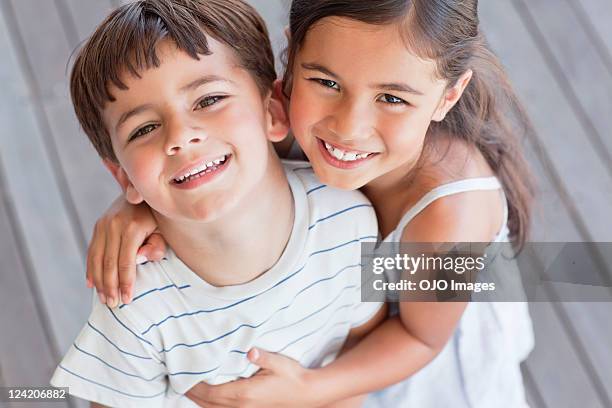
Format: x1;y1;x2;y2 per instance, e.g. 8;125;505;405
102;38;283;222
169;153;231;190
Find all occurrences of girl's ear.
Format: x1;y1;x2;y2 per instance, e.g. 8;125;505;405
265;90;290;143
103;159;144;205
432;69;473;122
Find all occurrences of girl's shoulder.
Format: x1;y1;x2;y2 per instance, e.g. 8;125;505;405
400;137;504;243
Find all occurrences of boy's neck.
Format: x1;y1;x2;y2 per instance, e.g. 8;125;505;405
154;155;294;287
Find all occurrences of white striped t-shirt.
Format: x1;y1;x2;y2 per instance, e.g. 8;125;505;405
51;161;382;407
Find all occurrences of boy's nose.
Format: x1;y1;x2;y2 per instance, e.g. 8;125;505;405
164;122;206;156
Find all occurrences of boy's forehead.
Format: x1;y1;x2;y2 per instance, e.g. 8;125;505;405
101;36;263;137
112;37;241;90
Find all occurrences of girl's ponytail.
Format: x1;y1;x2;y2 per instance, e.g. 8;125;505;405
434;35;535;248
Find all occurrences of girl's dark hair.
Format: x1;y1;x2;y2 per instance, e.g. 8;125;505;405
283;0;535;248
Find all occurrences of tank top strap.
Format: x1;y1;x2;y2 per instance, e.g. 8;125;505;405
389;177;504;242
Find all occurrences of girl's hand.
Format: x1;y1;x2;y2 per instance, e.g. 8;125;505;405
86;196;165;307
186;348;319;408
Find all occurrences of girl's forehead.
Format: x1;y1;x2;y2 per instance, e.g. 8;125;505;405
299;17;441;88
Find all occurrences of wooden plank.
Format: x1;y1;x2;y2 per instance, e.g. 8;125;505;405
0;0;90;360
516;0;612;168
0;160;69;408
247;0;290;67
479;1;612;406
521;364;547;408
566;0;612;76
480;0;612;243
62;0;115;42
9;0;120;243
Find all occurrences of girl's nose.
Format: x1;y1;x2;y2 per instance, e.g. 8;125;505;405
329;99;374;143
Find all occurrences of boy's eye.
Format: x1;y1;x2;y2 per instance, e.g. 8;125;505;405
195;95;226;110
378;94;407;105
130;124;158;141
312;78;340;90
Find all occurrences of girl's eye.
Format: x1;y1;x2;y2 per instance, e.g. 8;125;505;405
313;78;340;90
378;94;407;105
130;124;158;141
196;95;226;110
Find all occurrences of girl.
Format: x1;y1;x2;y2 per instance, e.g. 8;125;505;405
88;0;535;406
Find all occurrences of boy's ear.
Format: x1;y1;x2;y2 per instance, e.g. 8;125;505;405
265;88;290;143
103;159;144;205
432;69;473;122
273;79;290;115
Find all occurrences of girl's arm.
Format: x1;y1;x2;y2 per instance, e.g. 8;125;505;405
87;195;163;307
185;191;498;407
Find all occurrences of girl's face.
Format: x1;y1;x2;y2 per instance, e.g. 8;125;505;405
289;17;460;190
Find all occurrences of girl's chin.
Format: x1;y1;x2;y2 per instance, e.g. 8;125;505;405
314;167;368;191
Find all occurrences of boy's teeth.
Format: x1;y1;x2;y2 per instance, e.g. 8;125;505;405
174;154;228;183
323;142;371;162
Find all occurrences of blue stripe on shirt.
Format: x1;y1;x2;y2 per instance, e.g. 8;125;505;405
158;270;358;354
227;285;356;355
107;307;155;348
58;364;167;399
87;321;158;362
72;343;165;382
308;204;374;231
140;236;374;336
306;185;326;195
120;284;191;309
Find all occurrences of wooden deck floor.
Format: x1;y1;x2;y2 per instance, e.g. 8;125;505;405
0;1;610;407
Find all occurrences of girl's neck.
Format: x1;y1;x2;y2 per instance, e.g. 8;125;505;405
362;135;481;238
155;158;294;287
361;159;423;238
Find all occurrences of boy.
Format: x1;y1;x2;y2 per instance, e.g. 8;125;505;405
49;0;384;406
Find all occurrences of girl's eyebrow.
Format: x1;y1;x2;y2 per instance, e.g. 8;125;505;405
301;62;341;80
372;82;424;96
301;62;423;95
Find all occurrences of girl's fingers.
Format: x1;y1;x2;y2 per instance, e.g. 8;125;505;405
102;219;122;307
88;221;107;304
117;227;145;305
142;233;167;261
186;382;240;407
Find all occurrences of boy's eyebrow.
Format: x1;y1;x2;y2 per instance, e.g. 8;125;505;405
115;75;234;132
179;74;235;92
116;104;154;133
301;63;342;80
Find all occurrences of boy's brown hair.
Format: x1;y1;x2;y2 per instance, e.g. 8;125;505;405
71;0;276;162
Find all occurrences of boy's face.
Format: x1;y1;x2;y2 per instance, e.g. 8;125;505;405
102;39;286;222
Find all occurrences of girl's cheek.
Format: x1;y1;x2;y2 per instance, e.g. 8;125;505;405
289;98;313;140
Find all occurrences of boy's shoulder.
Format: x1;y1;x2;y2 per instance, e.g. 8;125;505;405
282;160;378;241
102;255;189;333
282;160;373;208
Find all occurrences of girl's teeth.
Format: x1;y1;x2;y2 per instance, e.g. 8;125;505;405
344;152;357;161
323;141;371;162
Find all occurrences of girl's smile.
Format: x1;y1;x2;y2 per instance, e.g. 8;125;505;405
289;17;449;190
317;137;379;170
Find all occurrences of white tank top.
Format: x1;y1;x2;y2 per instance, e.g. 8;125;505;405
383;177;510;243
